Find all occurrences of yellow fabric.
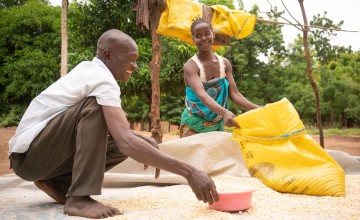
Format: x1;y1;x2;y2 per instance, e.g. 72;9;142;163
232;98;345;197
156;0;256;46
157;0;201;45
210;5;256;39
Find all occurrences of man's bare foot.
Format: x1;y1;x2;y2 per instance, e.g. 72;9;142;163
64;196;122;219
34;180;67;204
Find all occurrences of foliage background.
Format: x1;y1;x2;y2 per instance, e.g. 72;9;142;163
0;0;359;129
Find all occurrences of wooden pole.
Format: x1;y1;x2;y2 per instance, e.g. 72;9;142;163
60;0;68;77
148;0;166;143
149;29;162;143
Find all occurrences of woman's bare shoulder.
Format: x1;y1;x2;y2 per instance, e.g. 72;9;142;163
183;58;198;70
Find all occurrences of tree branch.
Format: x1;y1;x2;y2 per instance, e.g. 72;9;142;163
281;0;302;30
256;18;359;33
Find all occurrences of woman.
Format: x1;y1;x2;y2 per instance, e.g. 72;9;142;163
180;18;261;138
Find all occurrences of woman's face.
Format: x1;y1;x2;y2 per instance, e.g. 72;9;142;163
192;22;214;51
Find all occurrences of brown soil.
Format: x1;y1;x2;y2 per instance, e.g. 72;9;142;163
1;127;359;176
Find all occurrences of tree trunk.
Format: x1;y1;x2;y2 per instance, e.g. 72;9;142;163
330;113;333;127
342;112;347;128
149;30;162;143
298;0;324;148
148;0;165;143
60;0;68;77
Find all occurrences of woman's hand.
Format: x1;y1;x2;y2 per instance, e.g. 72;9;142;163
223;110;240;128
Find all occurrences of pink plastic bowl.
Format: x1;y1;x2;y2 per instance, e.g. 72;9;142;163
209;189;256;212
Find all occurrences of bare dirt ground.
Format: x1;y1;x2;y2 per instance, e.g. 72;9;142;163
1;127;359;176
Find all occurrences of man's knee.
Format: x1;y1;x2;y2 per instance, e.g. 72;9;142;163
9;153;35;181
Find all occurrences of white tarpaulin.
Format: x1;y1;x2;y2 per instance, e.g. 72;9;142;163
1;132;359;219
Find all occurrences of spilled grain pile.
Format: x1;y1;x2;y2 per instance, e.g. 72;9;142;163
105;175;360;220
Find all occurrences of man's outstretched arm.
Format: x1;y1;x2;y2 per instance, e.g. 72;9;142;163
101;105;219;204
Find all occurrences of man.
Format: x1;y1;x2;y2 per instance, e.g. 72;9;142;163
8;29;219;219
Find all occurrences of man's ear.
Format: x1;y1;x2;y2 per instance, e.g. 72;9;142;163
103;48;111;61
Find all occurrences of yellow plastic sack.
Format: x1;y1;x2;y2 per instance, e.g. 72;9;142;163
232;98;345;197
156;0;256;46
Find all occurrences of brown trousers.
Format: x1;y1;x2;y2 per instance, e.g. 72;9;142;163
10;97;128;196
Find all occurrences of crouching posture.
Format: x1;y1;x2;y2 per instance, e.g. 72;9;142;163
9;29;218;219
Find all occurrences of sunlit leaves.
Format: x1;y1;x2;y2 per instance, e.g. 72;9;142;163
0;0;60;105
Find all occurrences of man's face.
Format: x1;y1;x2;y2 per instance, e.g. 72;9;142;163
106;43;139;82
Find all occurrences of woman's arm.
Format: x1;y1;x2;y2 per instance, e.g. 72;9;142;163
223;58;261;110
183;60;238;127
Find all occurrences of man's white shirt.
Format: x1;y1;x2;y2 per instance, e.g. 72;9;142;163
9;57;121;154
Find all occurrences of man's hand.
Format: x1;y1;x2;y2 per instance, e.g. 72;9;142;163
186;168;219;205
